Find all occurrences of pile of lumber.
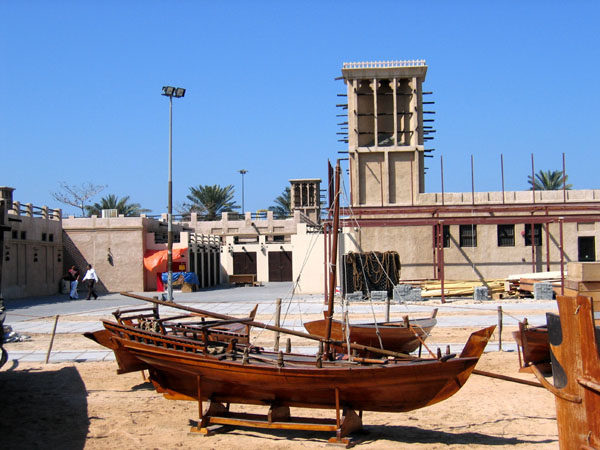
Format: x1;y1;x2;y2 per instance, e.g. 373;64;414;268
505;271;562;297
412;280;506;298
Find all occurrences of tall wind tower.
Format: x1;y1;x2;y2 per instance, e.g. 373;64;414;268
340;60;432;207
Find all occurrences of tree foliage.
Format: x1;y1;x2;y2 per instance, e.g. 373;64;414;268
268;186;291;219
85;194;150;217
51;182;106;217
182;184;239;220
528;169;572;191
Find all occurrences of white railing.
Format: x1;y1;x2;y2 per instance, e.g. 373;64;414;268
343;60;426;69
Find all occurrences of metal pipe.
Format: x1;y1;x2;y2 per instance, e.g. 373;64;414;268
323;223;329;305
439;221;445;304
531;153;536;205
440;155;445;206
545;217;551;272
470;155;475;206
531;222;535;273
562;152;567;203
559;217;565;295
501;154;505;204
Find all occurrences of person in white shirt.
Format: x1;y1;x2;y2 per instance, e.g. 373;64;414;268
82;264;99;300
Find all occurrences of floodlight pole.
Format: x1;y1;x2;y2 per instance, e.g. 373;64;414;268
167;95;174;301
162;86;185;302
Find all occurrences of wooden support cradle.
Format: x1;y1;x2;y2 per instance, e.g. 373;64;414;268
189;376;363;447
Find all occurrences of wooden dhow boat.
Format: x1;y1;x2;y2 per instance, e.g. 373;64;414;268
512;319;551;375
85;161;495;445
87;293;494;444
304;309;438;356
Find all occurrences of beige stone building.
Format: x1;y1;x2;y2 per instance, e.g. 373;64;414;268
337;60;600;282
0;187;64;298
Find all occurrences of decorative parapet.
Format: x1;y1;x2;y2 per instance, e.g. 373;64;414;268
343;60;426;69
9;201;62;220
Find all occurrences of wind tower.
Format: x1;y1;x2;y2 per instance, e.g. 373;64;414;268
339;60;432;207
289;179;322;224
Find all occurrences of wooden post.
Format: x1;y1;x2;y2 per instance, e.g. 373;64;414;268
385;296;390;322
497;306;503;351
45;315;59;364
273;298;281;352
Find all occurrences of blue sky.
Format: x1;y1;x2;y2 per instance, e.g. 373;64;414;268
1;1;599;216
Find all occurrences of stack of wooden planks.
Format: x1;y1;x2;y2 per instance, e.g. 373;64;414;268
413;280;506;298
564;262;600;326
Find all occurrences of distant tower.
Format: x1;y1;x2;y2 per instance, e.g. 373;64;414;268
341;60;430;206
289;179;321;224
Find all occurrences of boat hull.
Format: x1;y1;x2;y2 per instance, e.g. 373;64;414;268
304;317;436;354
512;324;550;374
89;321;493;413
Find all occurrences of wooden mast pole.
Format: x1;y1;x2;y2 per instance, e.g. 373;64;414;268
324;161;341;357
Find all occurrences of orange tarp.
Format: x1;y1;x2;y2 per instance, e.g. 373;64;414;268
143;248;187;271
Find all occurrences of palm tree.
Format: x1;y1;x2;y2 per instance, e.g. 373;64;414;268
528;169;572;190
183;184;239;220
85;194;150;217
268;187;291;219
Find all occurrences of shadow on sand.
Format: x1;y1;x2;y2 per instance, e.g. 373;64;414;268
0;361;89;450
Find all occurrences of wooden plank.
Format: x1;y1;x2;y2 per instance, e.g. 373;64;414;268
567;262;600;282
208;416;338;432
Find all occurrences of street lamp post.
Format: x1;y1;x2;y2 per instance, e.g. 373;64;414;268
239;169;247;214
161;86;186;302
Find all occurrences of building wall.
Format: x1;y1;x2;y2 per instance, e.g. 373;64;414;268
62;215;149;292
2;203;63;298
349;188;600;281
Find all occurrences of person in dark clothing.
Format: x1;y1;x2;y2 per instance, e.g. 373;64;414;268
82;264;99;300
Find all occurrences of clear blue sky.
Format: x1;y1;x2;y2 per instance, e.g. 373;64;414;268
2;1;599;216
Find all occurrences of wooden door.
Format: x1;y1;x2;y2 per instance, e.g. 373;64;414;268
233;252;257;275
268;251;292;282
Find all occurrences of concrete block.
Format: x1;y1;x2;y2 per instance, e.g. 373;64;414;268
346;292;364;302
473;286;489;301
370;291;387;302
534;282;554;300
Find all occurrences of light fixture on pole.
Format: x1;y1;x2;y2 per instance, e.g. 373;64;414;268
161;85;186;302
239;169;247;214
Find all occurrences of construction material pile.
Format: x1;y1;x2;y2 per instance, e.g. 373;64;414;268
412;280;506;299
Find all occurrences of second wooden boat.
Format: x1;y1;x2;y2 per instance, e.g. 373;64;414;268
304;309;437;356
512;319;550;375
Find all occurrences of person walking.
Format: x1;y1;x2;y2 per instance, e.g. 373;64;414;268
82;264;99;300
67;265;80;299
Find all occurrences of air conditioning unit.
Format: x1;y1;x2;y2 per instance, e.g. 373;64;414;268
101;209;118;218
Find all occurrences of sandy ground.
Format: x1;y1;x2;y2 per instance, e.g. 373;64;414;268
1;340;558;450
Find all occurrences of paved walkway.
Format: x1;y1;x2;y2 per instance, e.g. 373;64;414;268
3;282;555;363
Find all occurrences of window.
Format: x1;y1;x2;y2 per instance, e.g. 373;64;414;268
497;224;515;247
49;233;54;242
435;225;451;248
42;232;47;241
578;236;596;262
11;230;17;239
524;224;542;246
20;231;26;240
459;225;477;247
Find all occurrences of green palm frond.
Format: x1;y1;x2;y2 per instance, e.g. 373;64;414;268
527;170;572;191
182;184;239;220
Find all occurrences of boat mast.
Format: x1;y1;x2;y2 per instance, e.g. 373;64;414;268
324;160;341;356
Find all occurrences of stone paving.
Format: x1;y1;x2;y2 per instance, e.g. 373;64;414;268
3;282;556;363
